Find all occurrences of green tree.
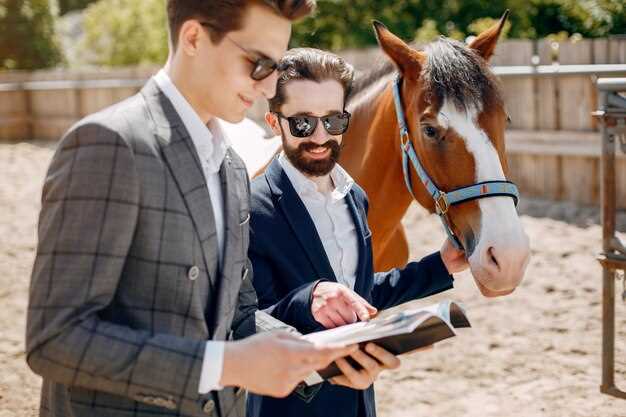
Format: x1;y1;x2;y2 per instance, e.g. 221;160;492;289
290;0;626;50
73;0;625;67
0;0;64;70
81;0;167;67
414;19;441;43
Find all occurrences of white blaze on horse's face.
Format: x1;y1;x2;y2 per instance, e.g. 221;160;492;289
438;100;530;293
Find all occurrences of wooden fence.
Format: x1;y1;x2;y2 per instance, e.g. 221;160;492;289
0;37;625;208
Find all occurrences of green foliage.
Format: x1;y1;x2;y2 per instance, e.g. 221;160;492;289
58;0;97;15
290;0;626;50
70;0;625;67
414;19;441;43
81;0;167;67
0;0;64;70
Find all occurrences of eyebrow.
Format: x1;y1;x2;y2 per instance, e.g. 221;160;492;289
240;44;283;63
248;48;275;62
231;39;278;63
290;110;344;117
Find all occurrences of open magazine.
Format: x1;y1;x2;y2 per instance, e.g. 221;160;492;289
301;300;471;385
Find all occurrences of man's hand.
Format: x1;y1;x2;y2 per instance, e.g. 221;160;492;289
220;331;356;398
330;343;400;390
311;282;378;328
440;238;469;274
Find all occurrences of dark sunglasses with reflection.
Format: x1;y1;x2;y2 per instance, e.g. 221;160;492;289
274;112;351;138
199;22;279;81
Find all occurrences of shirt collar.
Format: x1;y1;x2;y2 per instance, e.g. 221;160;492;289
278;152;354;200
154;69;229;174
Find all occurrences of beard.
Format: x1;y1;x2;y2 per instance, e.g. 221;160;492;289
282;138;342;177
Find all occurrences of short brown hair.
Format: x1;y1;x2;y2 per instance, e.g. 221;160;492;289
167;0;316;49
268;48;354;112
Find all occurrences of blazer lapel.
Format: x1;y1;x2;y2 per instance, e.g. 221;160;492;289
141;79;219;285
346;191;370;297
212;149;247;336
266;158;336;282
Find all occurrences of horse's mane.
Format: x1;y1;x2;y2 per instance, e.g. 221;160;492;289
424;37;502;111
346;37;502;112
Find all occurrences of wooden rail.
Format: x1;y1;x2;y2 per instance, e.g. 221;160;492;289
1;65;626;208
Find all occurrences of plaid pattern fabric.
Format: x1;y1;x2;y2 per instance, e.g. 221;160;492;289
26;79;256;417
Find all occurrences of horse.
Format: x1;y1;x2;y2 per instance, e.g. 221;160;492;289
244;12;530;297
340;12;530;297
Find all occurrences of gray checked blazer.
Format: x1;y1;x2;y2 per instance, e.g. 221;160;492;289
26;79;261;417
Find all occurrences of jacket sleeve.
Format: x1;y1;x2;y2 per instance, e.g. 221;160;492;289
359;188;454;310
25;124;205;414
371;252;454;310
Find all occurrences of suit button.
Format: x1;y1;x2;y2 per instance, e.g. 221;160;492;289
202;399;215;414
188;265;200;281
153;397;177;410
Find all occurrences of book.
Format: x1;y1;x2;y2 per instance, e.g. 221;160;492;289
301;300;471;385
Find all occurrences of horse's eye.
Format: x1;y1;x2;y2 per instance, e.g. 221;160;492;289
422;125;438;139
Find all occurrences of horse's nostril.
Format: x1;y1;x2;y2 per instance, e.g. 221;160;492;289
488;247;499;268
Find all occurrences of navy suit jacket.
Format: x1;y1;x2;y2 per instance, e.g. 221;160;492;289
247;158;454;417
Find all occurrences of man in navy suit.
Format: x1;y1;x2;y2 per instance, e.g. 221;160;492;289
247;48;469;417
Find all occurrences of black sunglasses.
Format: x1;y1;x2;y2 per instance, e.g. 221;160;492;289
275;112;351;138
200;22;278;81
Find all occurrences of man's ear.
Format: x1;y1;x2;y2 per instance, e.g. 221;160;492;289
178;20;203;57
265;112;282;136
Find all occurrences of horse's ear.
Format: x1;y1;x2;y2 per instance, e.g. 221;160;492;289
373;21;424;79
468;10;509;62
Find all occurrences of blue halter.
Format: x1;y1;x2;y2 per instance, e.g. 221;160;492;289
392;76;520;250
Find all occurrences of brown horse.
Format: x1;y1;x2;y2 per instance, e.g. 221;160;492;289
340;13;530;296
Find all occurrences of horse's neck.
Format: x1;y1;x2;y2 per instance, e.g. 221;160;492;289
341;84;415;226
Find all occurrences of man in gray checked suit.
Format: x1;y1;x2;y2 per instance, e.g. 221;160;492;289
25;1;356;416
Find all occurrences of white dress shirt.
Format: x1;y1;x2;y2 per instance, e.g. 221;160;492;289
278;154;360;290
153;69;226;394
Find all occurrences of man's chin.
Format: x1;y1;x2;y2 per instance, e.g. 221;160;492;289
299;159;336;177
219;111;246;124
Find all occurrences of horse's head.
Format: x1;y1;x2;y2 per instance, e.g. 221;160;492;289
373;12;530;297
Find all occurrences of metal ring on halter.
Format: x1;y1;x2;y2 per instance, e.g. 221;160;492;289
400;130;411;149
435;192;450;215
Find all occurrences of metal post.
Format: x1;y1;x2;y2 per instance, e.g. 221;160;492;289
596;79;626;399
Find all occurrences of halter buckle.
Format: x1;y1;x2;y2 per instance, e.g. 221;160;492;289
400;130;411;149
435;192;450;215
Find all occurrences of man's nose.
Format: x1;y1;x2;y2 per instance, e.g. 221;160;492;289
308;121;331;144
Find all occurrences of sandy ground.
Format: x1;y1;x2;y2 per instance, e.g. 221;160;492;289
1;140;625;417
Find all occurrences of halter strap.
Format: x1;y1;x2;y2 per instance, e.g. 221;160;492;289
392;75;520;250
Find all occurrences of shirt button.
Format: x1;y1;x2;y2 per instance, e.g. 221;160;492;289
187;265;200;281
203;399;215;414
